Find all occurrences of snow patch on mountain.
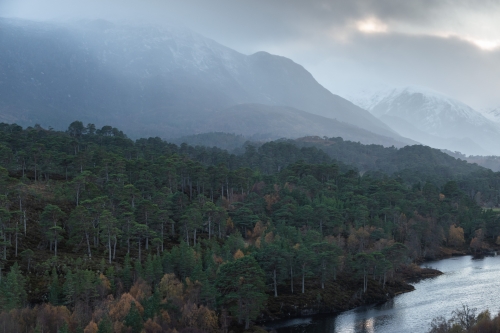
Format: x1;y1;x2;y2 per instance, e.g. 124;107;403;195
480;107;500;124
80;22;246;75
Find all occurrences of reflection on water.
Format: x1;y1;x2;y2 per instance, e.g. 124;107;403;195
266;255;500;333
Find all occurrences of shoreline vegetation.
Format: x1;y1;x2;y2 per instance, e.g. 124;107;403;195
428;304;500;333
0;122;499;333
260;257;444;326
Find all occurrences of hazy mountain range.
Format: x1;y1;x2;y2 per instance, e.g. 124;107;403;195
3;18;500;157
346;86;500;155
0;18;415;147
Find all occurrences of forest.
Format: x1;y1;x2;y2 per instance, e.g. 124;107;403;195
0;121;499;332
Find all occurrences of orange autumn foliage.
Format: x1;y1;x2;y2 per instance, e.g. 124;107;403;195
264;193;279;211
144;318;163;333
264;231;274;244
129;278;152;303
233;249;244;260
179;302;219;333
108;293;143;322
83;320;98;333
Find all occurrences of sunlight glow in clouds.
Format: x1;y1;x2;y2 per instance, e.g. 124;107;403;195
468;39;500;51
356;17;388;34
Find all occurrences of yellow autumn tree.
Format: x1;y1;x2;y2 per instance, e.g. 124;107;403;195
347;233;359;253
83;321;98;333
233;249;244;260
108;293;143;322
448;225;465;247
129;278;152;303
144;318;163;333
264;231;274;244
179;302;219;333
159;273;183;303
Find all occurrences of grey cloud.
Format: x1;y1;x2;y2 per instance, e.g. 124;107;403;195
306;32;500;109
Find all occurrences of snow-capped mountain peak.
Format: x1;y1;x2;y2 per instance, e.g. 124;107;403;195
370;86;490;128
343;85;500;155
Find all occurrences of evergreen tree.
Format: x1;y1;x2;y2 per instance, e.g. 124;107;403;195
40;204;66;256
124;302;143;333
255;241;286;297
48;266;61;305
97;316;113;333
216;255;267;329
0;262;27;310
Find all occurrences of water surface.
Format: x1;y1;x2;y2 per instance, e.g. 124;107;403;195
267;255;500;332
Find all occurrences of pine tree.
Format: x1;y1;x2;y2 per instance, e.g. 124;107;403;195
0;262;27;310
40;204;66;256
144;254;155;284
105;265;116;294
49;267;61;305
124;302;143;333
59;322;70;333
255;242;286;297
143;288;161;320
121;253;133;290
97;316;113;333
63;269;76;306
215;255;267;330
134;260;143;282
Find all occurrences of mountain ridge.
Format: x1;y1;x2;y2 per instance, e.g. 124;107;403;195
0;18;409;145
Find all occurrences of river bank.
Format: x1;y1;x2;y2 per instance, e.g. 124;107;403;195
257;264;442;326
263;255;500;333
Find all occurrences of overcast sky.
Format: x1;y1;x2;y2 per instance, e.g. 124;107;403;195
2;0;500;109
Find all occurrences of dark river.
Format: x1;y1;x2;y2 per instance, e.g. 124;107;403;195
266;255;500;333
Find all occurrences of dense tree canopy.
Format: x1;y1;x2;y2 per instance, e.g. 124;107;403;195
0;121;498;332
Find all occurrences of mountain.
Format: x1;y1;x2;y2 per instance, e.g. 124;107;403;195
347;86;500;155
0;18;409;145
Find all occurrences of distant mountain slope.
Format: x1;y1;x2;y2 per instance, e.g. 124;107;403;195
171;132;250;152
347;86;500;155
442;150;500;172
480;107;500;124
379;115;491;156
292;137;485;183
197;104;413;146
165;131;487;180
0;18;406;143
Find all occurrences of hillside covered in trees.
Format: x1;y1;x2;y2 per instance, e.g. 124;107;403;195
0;121;499;332
175;132;499;200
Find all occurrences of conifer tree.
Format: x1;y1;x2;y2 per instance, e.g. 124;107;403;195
97;316;113;333
216;255;267;329
0;262;27;310
124;302;143;333
40;204;66;256
49;267;61;305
